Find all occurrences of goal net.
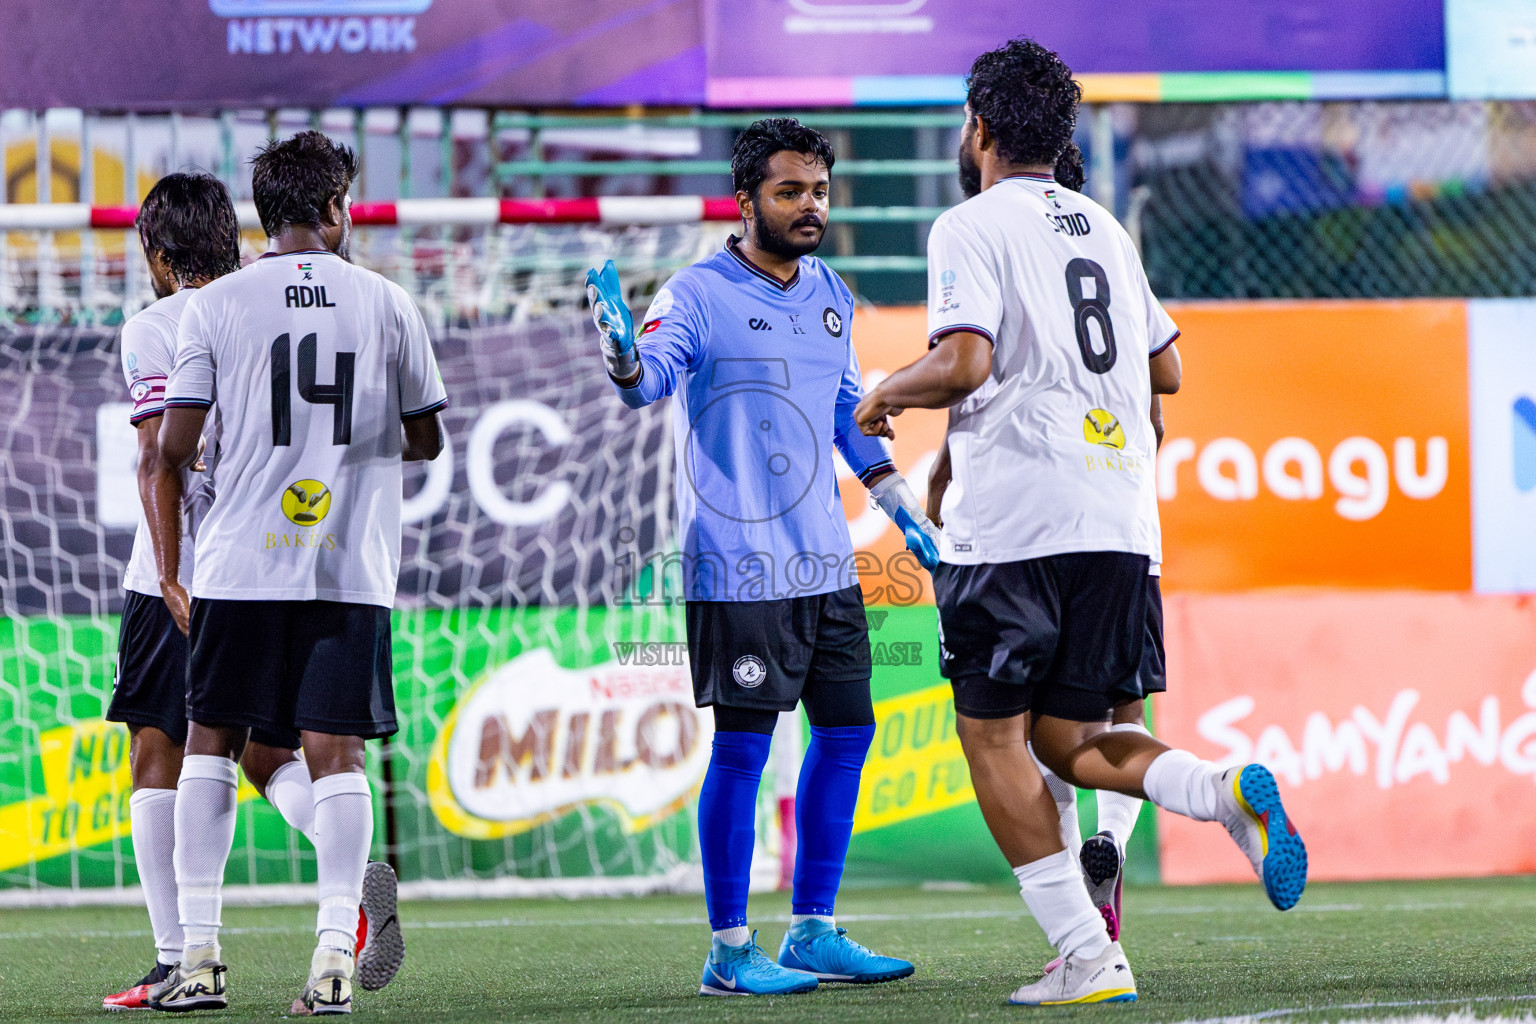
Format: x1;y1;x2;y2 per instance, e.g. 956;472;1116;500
0;202;797;902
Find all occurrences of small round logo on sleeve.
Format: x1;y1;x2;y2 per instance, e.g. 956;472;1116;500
644;287;675;322
130;380;152;403
282;479;333;526
732;655;767;688
821;307;843;337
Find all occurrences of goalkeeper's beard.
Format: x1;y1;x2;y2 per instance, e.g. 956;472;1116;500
751;208;824;260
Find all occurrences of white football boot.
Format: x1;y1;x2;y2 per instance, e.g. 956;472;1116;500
1009;941;1136;1006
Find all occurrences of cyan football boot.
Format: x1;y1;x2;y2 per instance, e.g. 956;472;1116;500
776;918;914;984
1218;763;1308;910
699;931;819;996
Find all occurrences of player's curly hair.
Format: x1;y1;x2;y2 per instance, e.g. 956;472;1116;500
135;172;241;286
731;117;836;198
250;130;358;238
966;37;1082;168
1054;141;1086;192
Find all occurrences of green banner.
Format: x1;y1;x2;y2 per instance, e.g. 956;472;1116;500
0;605;1157;890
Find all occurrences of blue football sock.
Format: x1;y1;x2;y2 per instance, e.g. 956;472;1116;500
698;730;771;932
792;724;875;918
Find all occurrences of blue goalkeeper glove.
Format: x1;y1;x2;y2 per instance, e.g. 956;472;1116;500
869;473;942;571
585;259;639;382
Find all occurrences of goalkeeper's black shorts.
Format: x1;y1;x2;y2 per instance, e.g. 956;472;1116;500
686;584;872;713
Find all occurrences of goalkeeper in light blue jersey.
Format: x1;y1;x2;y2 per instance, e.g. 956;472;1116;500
587;118;935;998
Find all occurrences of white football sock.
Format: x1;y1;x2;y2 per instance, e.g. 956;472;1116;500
1142;749;1225;822
265;758;317;845
1029;741;1081;857
1096;724;1150;849
173;755;239;952
129;788;183;966
312;772;373;953
713;926;751;947
1013;849;1111;962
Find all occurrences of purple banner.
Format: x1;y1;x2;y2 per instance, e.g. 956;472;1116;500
705;0;1444;78
0;0;1450;109
0;0;704;109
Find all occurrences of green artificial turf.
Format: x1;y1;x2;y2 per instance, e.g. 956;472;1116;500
2;877;1533;1022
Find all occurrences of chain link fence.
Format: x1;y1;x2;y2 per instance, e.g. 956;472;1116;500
1132;100;1536;299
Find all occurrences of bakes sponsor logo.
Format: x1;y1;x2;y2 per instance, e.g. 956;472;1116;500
212;0;427;55
282;478;332;525
426;648;712;839
267;478;338;549
1195;669;1536;791
1158;434;1448;521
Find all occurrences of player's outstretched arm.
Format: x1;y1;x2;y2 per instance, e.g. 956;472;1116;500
153;407;206;634
586;259;639;386
853;330;992;438
586;260;698;409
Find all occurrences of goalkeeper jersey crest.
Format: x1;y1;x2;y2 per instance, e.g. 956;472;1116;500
166;250;447;607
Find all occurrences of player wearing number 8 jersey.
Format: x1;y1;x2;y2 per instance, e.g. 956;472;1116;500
856;38;1307;1007
155;131;446;1015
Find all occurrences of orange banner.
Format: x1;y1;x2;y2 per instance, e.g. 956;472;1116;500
1156;591;1536;884
843;301;1473;596
1156;300;1471;591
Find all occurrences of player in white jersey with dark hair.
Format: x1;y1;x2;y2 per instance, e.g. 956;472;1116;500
150;131;446;1014
857;38;1307;1006
917;146;1175;958
104;172;401;1010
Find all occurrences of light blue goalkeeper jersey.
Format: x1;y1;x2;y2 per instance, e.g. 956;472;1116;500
614;237;893;602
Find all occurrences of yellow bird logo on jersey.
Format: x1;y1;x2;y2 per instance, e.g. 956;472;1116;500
282;479;333;526
1083;409;1126;450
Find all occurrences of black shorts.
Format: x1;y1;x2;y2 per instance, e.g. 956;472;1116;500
109;590;191;746
934;552;1150;722
187;599;396;744
1135;575;1166;698
686;585;872;713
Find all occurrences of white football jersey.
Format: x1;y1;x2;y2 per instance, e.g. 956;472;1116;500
119;287;215;598
927;173;1178;565
166;250;447;607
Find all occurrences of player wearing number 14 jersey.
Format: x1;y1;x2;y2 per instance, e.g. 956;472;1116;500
856;38;1307;1006
153;131;446;1014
